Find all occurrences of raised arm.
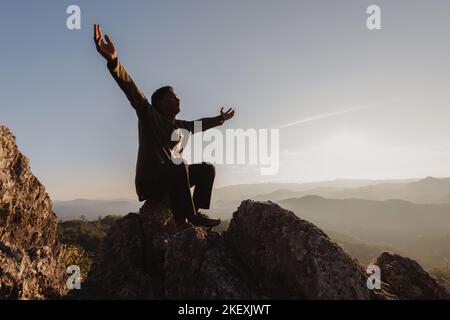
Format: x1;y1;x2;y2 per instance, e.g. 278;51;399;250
94;24;148;117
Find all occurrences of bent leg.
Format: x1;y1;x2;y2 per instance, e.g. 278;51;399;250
189;162;216;210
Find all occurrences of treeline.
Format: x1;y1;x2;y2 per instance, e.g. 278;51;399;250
58;215;121;281
58;215;120;252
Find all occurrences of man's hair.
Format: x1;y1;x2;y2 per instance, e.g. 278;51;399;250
151;86;173;111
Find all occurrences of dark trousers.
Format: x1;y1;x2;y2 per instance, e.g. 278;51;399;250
149;162;216;222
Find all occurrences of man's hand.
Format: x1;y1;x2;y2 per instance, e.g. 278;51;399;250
94;24;117;62
220;107;235;122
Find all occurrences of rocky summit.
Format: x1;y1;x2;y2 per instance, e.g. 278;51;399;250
0;125;67;299
83;199;449;300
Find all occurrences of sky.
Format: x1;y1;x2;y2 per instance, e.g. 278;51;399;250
1;0;450;200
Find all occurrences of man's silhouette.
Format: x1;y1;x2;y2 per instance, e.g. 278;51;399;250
94;24;235;228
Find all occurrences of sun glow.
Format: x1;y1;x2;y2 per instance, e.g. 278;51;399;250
319;133;368;158
304;132;386;179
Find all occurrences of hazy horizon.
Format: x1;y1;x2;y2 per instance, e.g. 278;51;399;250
2;0;450;201
53;175;444;202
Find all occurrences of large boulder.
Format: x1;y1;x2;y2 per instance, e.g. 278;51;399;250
224;201;389;299
374;252;450;300
0;125;67;299
84;200;256;299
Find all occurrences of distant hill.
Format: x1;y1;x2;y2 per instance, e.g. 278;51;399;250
53;198;140;221
323;177;450;204
210;178;421;220
279;195;450;240
212;178;418;203
324;229;402;266
248;177;450;204
55;177;448;222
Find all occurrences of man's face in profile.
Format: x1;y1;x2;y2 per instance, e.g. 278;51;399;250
160;89;181;117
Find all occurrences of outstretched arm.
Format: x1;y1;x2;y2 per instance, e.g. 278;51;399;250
198;107;235;131
94;24;148;117
178;107;235;132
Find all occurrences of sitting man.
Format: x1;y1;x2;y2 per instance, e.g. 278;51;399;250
94;24;235;228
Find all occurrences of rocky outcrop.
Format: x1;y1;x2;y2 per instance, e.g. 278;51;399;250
84;200;257;299
374;252;450;300
225;201;386;299
85;199;449;300
0;125;67;299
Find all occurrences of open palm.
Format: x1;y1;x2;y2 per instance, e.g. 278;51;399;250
220;107;235;121
94;24;117;62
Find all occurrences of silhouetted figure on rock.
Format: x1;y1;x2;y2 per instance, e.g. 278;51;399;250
94;24;235;228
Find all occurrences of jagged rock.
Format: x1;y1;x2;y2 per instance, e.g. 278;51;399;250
374;252;450;300
84;200;256;299
225;200;390;299
164;227;257;299
0;125;67;299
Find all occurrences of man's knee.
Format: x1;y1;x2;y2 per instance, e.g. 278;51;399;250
170;162;189;178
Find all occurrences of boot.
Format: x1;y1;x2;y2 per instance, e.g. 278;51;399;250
188;212;221;228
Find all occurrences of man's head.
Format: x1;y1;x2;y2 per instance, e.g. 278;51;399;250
151;86;181;119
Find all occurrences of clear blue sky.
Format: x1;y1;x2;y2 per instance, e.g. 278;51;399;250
1;0;450;200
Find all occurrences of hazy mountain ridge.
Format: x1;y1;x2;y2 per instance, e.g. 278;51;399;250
247;177;450;204
278;195;450;237
212;178;420;203
54;199;140;221
54;176;449;221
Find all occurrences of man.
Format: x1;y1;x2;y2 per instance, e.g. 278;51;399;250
94;24;235;228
